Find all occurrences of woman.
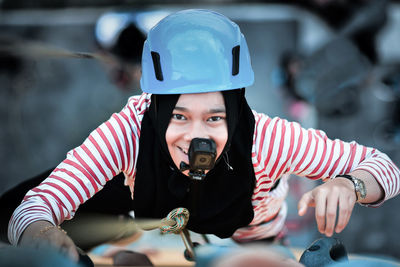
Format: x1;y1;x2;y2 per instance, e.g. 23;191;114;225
8;9;400;262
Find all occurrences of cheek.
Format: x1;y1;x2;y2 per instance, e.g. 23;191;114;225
165;127;172;148
165;124;185;167
214;126;228;158
165;125;177;152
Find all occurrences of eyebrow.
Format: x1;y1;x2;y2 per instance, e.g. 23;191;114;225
174;106;226;113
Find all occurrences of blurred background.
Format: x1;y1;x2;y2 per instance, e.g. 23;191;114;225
1;0;400;260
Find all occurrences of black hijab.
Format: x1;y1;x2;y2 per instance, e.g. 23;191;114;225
133;89;255;238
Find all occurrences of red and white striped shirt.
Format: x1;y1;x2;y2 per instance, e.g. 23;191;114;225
8;93;400;244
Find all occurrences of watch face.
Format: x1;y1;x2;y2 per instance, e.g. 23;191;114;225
354;178;367;200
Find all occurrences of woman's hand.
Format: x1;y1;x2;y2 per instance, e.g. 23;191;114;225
297;177;357;237
19;220;79;262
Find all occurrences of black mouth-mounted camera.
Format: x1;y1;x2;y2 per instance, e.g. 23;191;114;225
179;138;217;180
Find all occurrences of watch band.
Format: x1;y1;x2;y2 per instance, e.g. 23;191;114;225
336;174;367;202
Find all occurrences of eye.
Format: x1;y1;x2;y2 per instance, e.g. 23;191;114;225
207;116;224;122
172;114;186;120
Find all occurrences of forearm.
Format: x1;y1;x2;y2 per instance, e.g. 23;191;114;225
19;220;54;245
348;169;384;204
18;220;79;262
8;197;59;246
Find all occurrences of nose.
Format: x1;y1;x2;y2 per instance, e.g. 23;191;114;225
184;121;209;142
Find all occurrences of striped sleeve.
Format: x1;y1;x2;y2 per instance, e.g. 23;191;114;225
237;112;400;241
8;93;151;245
253;112;400;204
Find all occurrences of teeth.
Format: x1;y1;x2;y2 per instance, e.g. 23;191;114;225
179;147;188;154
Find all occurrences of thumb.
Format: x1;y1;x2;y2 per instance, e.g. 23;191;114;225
298;191;314;216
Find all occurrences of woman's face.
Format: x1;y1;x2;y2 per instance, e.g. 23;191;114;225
165;91;228;175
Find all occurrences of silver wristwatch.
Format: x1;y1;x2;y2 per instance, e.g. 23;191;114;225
336;174;367;202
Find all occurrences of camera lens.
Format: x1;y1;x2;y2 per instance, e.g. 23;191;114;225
195;155;211;167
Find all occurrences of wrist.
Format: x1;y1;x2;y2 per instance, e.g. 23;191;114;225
35;225;67;239
20;221;54;245
335;174;367;202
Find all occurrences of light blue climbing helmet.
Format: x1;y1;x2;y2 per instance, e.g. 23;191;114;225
140;9;254;94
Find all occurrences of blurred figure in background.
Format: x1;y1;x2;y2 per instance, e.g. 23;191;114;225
94;11;146;92
275;0;389;119
295;0;389;64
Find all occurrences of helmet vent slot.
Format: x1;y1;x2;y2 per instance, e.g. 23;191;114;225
232;45;240;76
151;51;164;81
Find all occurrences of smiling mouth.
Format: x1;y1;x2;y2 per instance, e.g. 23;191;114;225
178;146;188;155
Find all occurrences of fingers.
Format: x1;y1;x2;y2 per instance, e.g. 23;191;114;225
62;238;80;262
299;181;356;237
323;191;338;237
314;188;328;235
34;227;80;262
297;192;314;216
335;193;355;234
299;188;331;235
52;230;79;262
